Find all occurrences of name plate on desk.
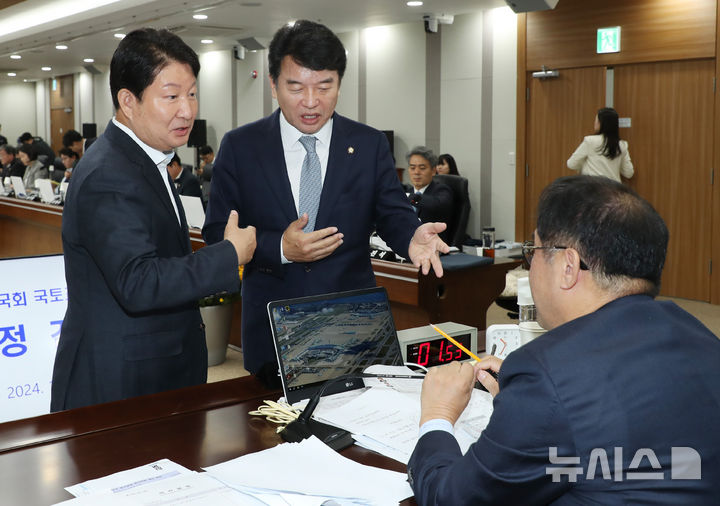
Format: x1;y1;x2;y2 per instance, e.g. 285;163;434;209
0;254;65;422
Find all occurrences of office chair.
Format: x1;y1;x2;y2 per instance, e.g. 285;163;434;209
433;174;471;248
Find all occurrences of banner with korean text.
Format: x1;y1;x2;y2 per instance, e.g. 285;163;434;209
0;254;65;423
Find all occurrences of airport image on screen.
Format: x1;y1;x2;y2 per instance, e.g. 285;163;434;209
270;289;402;392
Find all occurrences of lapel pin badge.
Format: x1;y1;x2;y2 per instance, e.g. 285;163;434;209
348;146;354;154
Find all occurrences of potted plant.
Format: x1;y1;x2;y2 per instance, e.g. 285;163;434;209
199;266;243;366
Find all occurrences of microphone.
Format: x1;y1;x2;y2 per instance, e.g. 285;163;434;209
281;372;425;450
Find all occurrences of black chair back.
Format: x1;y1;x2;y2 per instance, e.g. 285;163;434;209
433;174;471;247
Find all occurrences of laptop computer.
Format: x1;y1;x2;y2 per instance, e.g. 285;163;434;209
267;286;404;404
179;195;205;229
35;178;60;205
10;176;35;199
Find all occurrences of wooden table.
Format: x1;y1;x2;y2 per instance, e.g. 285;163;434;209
0;376;413;505
373;256;521;336
0;196;63;257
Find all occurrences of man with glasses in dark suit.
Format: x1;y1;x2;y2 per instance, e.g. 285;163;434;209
409;175;720;505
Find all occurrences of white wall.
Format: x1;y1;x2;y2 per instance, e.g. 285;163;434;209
364;23;426;163
489;7;518;243
197;49;233;152
440;12;485;238
74;72;95;129
234;48;265;130
336;31;359;120
35;80;50;142
93;67;113;136
0;82;37;143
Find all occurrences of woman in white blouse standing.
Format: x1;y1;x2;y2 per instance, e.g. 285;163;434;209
567;107;633;182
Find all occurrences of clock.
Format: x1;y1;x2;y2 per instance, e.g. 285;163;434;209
397;322;477;368
485;324;522;359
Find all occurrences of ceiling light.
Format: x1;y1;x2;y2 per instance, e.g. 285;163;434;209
193;14;208;20
0;0;121;39
114;33;125;39
41;66;51;71
83;58;95;63
201;39;213;44
7;73;16;77
56;44;68;50
10;54;21;60
407;1;423;5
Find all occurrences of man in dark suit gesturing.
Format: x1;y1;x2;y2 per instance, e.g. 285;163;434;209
408;176;720;504
51;29;256;411
203;20;449;386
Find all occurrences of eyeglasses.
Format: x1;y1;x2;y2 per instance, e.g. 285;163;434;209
522;241;589;270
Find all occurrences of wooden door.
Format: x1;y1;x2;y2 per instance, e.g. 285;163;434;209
614;59;714;300
50;75;74;154
524;66;606;241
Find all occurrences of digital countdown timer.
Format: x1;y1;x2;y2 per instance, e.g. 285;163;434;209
397;322;478;368
405;332;472;367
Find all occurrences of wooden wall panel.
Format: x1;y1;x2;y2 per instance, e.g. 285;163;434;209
615;59;714;300
523;66;606;241
526;0;716;71
515;13;528;241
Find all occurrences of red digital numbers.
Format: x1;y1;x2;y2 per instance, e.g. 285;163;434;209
438;340;462;362
417;341;430;366
412;338;467;366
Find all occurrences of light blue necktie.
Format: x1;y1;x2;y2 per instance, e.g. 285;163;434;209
298;135;322;232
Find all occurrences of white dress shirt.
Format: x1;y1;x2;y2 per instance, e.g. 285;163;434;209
112;117;180;226
278;112;333;263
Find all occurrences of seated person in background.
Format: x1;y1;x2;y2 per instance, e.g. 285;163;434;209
57;147;78;189
168;153;202;198
436;153;459;175
197;144;214;203
18;143;48;191
17;131;55;167
408;175;720;505
62;129;85;158
404;146;454;243
0;144;25;179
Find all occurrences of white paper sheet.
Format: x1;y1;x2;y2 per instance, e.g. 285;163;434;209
204;436;412;505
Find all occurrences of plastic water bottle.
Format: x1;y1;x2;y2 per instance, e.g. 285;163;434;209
517;276;545;344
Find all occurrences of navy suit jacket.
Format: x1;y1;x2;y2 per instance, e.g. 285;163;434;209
405;180;454;242
203;110;420;373
51;120;239;411
408;295;720;505
175;167;203;198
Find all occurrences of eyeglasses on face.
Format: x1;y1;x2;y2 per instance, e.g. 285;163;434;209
521;241;589;270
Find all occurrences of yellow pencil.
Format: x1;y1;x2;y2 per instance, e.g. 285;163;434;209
430;324;484;363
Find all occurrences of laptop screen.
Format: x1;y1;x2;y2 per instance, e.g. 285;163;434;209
267;287;403;403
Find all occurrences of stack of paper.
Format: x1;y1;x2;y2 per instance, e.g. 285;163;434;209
59;439;413;506
309;365;494;464
205;435;412;504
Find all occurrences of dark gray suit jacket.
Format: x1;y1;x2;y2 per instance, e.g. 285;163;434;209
51;120;239;411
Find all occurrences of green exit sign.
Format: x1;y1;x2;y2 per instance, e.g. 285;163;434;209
597;26;621;54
